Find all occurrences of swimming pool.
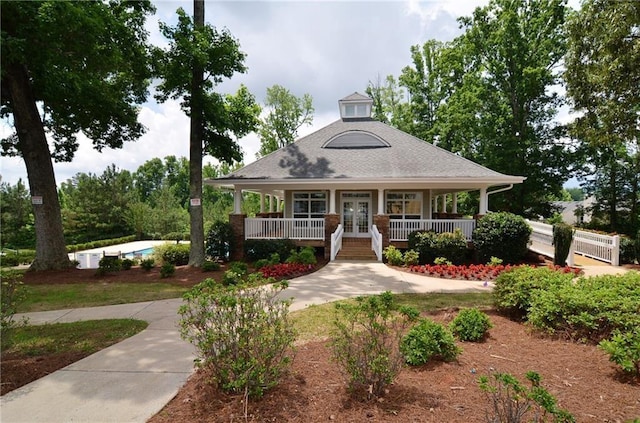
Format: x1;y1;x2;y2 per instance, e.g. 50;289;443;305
123;247;155;258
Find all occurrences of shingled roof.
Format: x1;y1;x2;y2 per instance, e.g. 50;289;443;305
214;118;523;183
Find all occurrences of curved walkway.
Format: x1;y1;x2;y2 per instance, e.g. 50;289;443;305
0;262;626;422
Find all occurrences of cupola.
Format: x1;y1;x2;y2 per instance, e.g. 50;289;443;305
338;92;373;120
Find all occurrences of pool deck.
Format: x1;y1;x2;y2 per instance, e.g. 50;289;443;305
67;240;185;259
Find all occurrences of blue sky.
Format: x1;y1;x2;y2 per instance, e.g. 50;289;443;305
0;0;580;187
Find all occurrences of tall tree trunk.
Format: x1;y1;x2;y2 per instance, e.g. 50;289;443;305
5;64;71;270
188;0;205;267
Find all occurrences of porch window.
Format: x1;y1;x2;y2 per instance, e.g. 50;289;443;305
293;192;327;219
386;192;422;219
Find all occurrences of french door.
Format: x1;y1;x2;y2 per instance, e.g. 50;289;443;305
341;192;371;237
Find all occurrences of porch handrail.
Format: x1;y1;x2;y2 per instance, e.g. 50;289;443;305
330;224;344;261
370;225;383;262
245;217;324;240
389;219;476;241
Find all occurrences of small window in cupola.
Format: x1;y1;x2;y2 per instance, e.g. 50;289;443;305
338;92;373;120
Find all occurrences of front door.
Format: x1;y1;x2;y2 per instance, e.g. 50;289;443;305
341;192;371;237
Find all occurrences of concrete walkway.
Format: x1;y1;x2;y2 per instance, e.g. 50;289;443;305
0;262;628;423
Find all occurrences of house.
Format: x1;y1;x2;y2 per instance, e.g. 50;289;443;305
552;198;594;225
207;93;525;261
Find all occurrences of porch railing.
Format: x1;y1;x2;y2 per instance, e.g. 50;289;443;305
245;218;325;240
330;224;344;261
389;219;476;241
370;225;383;262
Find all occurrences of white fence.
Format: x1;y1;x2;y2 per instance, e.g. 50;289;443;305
330;224;344;261
389;219;476;241
526;220;620;266
370;225;383;262
245;218;325;240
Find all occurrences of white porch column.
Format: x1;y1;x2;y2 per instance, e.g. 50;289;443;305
452;193;458;214
433;196;439;213
259;192;265;213
268;194;275;212
479;187;488;214
233;188;242;214
441;195;447;214
378;188;385;215
426;190;432;219
329;189;336;214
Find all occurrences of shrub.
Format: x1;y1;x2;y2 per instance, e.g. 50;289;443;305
553;223;574;267
408;229;468;265
528;272;640;342
140;258;155;271
160;263;175;278
449;308;493;342
331;291;418;399
0;249;36;267
383;245;404;266
473;212;532;264
493;266;573;320
286;246;317;265
619;235;637;264
400;318;461;366
205;221;233;262
244;239;296;262
478;371;575;423
408;230;438;264
222;262;249;286
599;331;640;378
121;258;135;270
178;278;296;399
402;249;419;266
201;260;220;272
156;243;190;266
1;269;28;348
96;256;122;275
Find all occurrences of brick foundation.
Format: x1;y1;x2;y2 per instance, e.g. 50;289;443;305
373;215;390;250
229;214;246;261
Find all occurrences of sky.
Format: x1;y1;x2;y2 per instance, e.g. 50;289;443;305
0;0;578;188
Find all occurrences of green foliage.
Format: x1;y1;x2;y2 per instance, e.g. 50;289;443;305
331;291;419;399
244;239;296;262
1;269;29;348
285;246;317;265
140;258;155;271
160;263;175;278
493;266;573;320
553;223;574;266
527;272;640;342
619;236;637;265
161;232;189;241
478;371;575;423
473;213;532;264
0;249;36;267
403;249;420;266
487;256;503;266
222;262;249;286
400;318;461;366
205;221;233;262
383;245;404;266
121;258;135;271
155;243;190;266
0;179;35;249
201;260;220;272
433;257;452;265
97;256;122;275
449;308;493;342
599;331;640;378
66;235;137;253
408;229;468;265
179;278;295;398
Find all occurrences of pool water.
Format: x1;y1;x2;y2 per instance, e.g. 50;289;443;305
124;247;154;258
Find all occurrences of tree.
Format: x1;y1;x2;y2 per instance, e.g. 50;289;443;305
1;1;155;269
0;178;35;249
257;85;313;157
154;4;260;266
565;0;640;235
365;75;411;132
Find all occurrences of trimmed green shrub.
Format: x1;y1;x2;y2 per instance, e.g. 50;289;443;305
408;229;468;265
286;246;317;265
493;266;573;319
244;239;296;262
1;269;28;348
155;243;190;266
400;318;461;366
179;277;295;399
473;212;532;264
553;223;574;267
0;250;36;267
205;221;233;262
620;235;637;265
66;235;136;253
96;256;122;275
222;262;249;286
450;308;493;342
201;260;220;272
528;272;640;342
121;258;135;270
403;249;419;266
383;245;404;266
331;291;418;399
160;263;175;278
408;230;438;264
162;232;189;241
478;371;575;423
140;258;155;271
599;331;640;378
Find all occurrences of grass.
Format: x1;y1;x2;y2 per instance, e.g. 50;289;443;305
290;292;493;342
3;319;148;356
19;283;189;313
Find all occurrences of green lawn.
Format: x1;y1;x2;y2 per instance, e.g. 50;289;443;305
19;283;189;312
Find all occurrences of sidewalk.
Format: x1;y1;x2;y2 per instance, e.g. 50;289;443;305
0;262;628;422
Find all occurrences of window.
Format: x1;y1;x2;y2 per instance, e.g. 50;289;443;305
293;192;326;219
386;192;422;219
342;103;370;118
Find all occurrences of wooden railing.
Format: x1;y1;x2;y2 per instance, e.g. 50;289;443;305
370;225;383;262
389;219;476;241
330;224;344;261
245;218;325;240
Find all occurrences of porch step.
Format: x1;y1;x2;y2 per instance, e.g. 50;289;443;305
335;239;378;261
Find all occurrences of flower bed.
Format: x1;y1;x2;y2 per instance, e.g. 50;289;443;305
406;263;581;281
260;263;316;279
